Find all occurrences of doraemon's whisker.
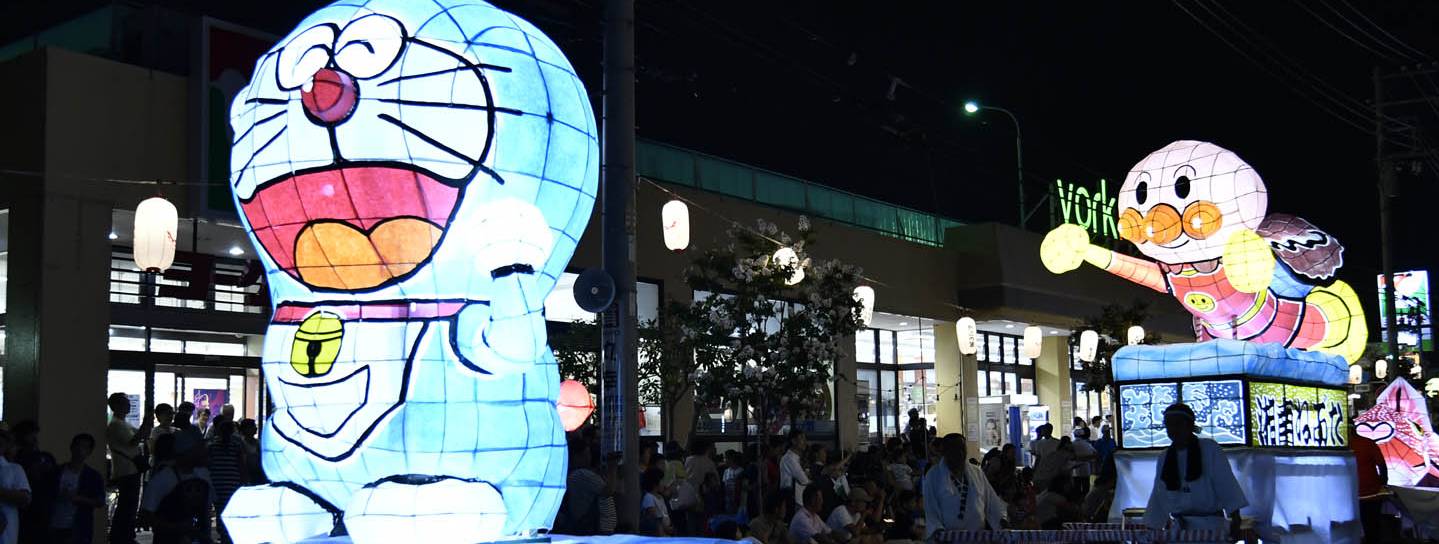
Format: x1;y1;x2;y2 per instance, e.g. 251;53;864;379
376;113;480;167
245;97;289;106
233;110;288;145
376;64;512;87
234;126;288;187
374;98;522;116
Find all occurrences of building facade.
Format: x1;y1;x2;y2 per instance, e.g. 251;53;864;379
0;26;1193;463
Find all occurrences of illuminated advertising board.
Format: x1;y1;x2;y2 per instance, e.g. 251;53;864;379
1377;270;1432;351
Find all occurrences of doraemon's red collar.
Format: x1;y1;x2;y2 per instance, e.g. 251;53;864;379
273;300;470;324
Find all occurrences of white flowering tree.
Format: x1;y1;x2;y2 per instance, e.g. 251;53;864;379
679;217;867;448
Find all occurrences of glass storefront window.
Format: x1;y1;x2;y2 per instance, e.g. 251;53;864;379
106;370;147;428
878;370;897;438
856;331;877;363
548;274;659;324
857;369;876;441
878;331;895;365
1021;378;1035;396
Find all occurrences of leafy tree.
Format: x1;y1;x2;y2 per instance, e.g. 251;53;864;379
679;218;866;442
1071;301;1159;394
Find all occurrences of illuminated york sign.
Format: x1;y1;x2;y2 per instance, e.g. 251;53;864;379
1248;382;1348;448
1052;179;1118;243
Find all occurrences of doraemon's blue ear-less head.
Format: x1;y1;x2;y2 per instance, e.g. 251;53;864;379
230;0;598;304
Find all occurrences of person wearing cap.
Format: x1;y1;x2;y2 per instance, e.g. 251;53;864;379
1142;403;1247;539
923;434;1006;537
825;487;879;544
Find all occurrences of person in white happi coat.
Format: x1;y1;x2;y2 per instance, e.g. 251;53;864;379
923;434;1005;538
1143;403;1248;539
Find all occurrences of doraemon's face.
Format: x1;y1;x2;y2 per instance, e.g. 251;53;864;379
1116;140;1267;264
232;0;597;460
230;0;597;304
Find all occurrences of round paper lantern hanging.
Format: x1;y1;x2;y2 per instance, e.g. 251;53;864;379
1348;364;1363;385
853;286;876;327
772;247;804;285
1078;330;1100;363
1426;377;1439;398
661;199;690;252
1375;359;1388;380
956;317;978;355
133;196;178;273
556;380;595;432
1022;326;1043;359
1127;325;1145;346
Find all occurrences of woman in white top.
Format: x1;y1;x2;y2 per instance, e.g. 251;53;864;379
1143;403;1248;540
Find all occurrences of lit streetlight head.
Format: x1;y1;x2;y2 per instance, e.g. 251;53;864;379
963;101;979;114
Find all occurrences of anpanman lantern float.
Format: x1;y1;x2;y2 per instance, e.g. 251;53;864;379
1042;140;1366;363
220;1;598;542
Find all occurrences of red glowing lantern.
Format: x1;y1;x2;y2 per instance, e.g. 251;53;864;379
557;380;595;431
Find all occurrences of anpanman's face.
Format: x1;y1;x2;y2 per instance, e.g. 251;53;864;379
1116;140;1268;264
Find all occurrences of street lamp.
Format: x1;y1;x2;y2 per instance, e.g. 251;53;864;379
964;100;1025;229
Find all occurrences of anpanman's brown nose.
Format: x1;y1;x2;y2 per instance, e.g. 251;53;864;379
301;68;359;125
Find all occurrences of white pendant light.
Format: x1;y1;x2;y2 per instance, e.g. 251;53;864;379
1348;364;1363;385
1022;326;1043;359
661;199;689;252
1079;330;1100;363
1127;325;1145;346
133;196;178;273
1375;359;1388;380
772;247;804;285
956;317;978;355
853;286;875;327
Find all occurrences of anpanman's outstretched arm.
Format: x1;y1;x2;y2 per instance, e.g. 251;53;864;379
1041;224;1167;293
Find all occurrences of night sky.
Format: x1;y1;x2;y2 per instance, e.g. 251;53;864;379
5;0;1437;327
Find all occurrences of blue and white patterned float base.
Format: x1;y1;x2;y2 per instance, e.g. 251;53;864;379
297;536;736;544
1112;340;1349;386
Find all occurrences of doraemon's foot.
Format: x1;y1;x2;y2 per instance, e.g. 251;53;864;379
344;476;509;544
222;483;341;544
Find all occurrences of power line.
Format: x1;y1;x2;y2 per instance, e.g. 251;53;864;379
1290;0;1407;63
1332;0;1432;60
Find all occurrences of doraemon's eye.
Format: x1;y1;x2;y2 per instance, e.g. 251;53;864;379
333;14;405;80
277;24;337;90
1136;181;1149;205
1175;175;1191;199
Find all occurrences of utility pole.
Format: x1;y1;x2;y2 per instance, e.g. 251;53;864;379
601;0;641;530
1374;67;1400;360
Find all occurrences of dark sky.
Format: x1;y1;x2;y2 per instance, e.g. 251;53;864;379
5;0;1436;323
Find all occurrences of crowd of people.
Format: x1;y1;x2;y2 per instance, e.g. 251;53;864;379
554;408;1132;542
0;392;266;544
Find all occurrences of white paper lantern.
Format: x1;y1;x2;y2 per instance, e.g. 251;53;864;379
1425;377;1439;398
1079;330;1100;363
1375;359;1388;380
133;196;178;272
772;247;804;285
853;286;875;327
661;200;689;252
1348;364;1363;385
1411;360;1423;379
1022;326;1043;359
956;317;978;355
1127;325;1145;346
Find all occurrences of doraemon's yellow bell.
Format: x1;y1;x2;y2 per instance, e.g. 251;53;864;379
291;312;343;377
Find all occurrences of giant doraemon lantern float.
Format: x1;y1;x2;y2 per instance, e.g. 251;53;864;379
220;1;596;543
1042;141;1367;542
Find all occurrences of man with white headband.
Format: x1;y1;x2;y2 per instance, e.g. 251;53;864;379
1142;403;1248;539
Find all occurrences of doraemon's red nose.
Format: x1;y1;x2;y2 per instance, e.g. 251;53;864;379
301;68;358;125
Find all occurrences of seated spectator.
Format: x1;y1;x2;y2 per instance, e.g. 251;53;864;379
826;488;880;544
1082;456;1118;523
789;485;835;544
639;468;672;537
886;451;914;492
884;491;924;543
1032;475;1079;530
747;491;790;544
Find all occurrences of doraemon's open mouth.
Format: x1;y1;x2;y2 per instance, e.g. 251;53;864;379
239;164;462;291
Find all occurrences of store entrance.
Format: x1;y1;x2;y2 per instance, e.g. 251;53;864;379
108;357;265;431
